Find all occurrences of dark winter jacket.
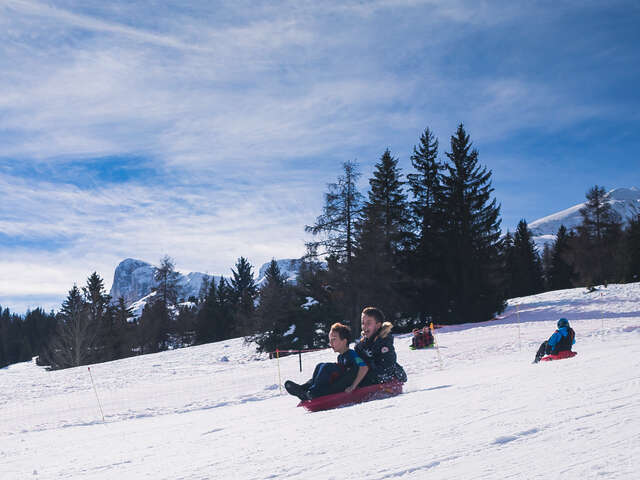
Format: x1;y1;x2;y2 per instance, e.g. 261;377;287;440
355;322;407;384
327;349;367;393
548;327;575;354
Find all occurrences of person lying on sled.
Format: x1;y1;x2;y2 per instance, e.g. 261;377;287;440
533;317;576;363
284;323;369;401
355;306;407;385
411;324;434;349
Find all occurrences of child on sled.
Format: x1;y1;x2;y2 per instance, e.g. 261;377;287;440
355;307;407;385
411;324;434;349
284;323;369;401
533;317;576;363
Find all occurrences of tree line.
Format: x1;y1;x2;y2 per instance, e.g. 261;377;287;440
2;124;639;369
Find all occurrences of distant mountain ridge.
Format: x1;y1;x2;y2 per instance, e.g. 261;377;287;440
528;187;640;248
109;257;302;316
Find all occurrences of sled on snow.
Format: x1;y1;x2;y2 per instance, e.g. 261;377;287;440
540;350;578;362
297;381;404;412
410;345;434;350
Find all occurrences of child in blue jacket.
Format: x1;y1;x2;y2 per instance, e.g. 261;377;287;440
533;318;576;363
284;323;369;400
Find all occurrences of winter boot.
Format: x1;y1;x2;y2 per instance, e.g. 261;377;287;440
284;381;311;401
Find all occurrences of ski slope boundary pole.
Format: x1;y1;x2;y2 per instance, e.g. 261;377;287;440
431;323;444;370
276;349;283;394
87;367;105;424
601;292;604;330
516;304;522;352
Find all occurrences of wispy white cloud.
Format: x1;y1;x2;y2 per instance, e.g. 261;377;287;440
1;0;638;311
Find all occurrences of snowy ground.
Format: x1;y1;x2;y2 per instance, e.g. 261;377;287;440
2;283;640;479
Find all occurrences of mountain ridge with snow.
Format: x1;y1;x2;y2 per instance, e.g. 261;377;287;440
529;186;640;249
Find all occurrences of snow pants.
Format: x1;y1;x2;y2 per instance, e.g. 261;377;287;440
306;362;356;398
534;341;552;363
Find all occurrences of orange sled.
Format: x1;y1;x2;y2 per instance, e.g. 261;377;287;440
540;350;578;362
297;381;404;412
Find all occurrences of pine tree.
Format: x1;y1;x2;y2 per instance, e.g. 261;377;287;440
406;127;445;323
83;272;112;361
508;219;544;297
112;297;135;358
215;277;235;340
439;124;505;323
499;231;515;298
541;243;553;291
293;260;343;348
47;285;96;369
248;260;300;353
195;279;219;344
143;256;181;351
153;256;181;310
230;257;257;336
573;186;624;287
355;149;411;323
549;225;575;290
306;160;363;331
626;215;640;282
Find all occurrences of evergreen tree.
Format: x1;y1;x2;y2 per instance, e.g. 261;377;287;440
293;260;343;348
355;149;411;322
230;257;257;335
23;308;57;363
625;214;640;282
439;124;505;323
499;231;515;299
112;297;135;358
195;279;219;344
507;219;544;297
549;225;575;290
541;243;553;291
153;256;181;310
215;277;235;340
306;160;363;331
406;127;445;321
573;186;624;286
83;272;112;361
248;260;300;353
142;256;181;351
47;285;96;369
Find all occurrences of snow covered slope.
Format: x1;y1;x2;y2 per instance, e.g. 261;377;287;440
529;187;640;248
2;283;639;479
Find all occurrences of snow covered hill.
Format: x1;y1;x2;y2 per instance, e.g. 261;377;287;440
529;187;640;248
2;283;639;479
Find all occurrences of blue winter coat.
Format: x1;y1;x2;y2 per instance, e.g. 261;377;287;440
548;326;575;353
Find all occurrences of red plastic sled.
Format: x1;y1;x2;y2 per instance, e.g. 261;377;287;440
540;350;578;362
297;381;404;412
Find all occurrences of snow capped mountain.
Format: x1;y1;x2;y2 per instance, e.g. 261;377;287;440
529;187;640;249
256;258;303;285
109;259;158;305
109;258;218;309
109;257;305;315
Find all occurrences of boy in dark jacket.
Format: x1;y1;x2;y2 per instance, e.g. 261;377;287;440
284;323;369;401
533;318;576;363
355;307;407;385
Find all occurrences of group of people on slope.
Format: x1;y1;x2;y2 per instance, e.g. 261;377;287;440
284;306;407;401
285;306;577;402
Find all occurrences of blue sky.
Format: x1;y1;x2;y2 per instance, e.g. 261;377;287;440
1;0;639;313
